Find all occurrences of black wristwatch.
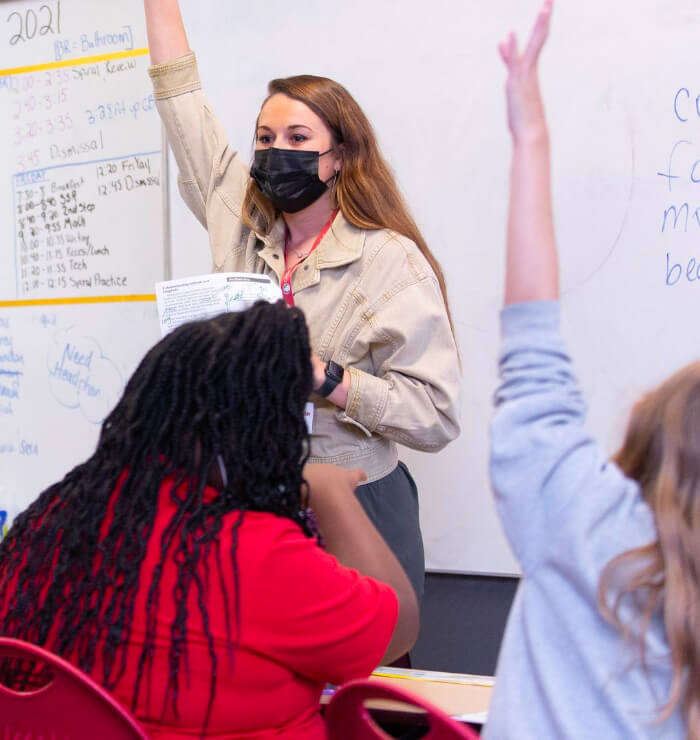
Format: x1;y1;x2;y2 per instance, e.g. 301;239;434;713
317;360;344;398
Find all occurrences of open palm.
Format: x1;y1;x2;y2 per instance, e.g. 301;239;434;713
498;0;553;141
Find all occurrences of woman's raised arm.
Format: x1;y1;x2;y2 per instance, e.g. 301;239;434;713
144;0;190;65
499;0;558;305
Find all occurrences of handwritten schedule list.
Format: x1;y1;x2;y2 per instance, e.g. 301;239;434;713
13;150;160;298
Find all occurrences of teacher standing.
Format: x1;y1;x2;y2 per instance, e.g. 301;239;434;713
143;0;460;604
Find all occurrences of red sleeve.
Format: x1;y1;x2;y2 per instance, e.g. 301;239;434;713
243;520;398;685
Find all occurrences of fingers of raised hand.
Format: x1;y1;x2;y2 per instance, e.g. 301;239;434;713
498;31;518;68
499;0;553;72
523;0;553;66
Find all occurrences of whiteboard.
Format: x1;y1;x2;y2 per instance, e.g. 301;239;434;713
168;0;700;575
0;0;164;529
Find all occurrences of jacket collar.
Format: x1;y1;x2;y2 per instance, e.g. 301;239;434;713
255;210;365;286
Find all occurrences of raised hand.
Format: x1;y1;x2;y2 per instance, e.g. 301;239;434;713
498;0;553;142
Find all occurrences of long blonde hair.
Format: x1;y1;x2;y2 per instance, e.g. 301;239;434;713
241;74;456;337
598;360;700;735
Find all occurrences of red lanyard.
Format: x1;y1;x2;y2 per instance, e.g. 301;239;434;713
281;210;338;307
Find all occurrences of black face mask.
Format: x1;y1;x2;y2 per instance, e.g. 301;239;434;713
250;147;335;213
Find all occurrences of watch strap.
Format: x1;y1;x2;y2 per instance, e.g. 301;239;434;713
317;360;344;398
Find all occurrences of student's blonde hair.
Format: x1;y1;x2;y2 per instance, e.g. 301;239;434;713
241;74;455;339
598;360;700;736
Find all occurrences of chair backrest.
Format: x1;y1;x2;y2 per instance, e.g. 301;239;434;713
325;678;481;740
0;637;147;739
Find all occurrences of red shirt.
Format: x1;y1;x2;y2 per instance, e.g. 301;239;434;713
6;478;398;739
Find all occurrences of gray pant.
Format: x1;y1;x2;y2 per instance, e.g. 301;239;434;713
354;462;425;605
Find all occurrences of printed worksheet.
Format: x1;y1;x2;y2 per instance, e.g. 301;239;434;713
155;273;282;336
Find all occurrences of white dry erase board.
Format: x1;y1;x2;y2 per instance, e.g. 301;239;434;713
167;0;700;575
0;0;165;532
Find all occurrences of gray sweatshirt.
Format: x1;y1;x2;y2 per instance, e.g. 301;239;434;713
483;301;685;739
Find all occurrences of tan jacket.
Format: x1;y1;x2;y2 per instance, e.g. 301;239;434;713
150;53;461;482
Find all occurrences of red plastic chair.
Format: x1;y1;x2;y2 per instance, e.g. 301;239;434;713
0;637;147;739
325;678;481;739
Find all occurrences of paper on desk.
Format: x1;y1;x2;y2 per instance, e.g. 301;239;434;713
373;667;494;686
155;273;282;336
453;711;488;724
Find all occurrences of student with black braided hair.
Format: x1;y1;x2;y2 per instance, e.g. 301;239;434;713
0;301;417;739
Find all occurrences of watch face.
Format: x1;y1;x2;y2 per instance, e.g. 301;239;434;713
326;361;344;383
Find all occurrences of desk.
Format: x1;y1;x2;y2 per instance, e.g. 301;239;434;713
370;667;492;724
322;667;493;727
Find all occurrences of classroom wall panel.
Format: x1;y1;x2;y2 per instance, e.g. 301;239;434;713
413;574;519;676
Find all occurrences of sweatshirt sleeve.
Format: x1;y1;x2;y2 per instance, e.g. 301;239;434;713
490;301;618;573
